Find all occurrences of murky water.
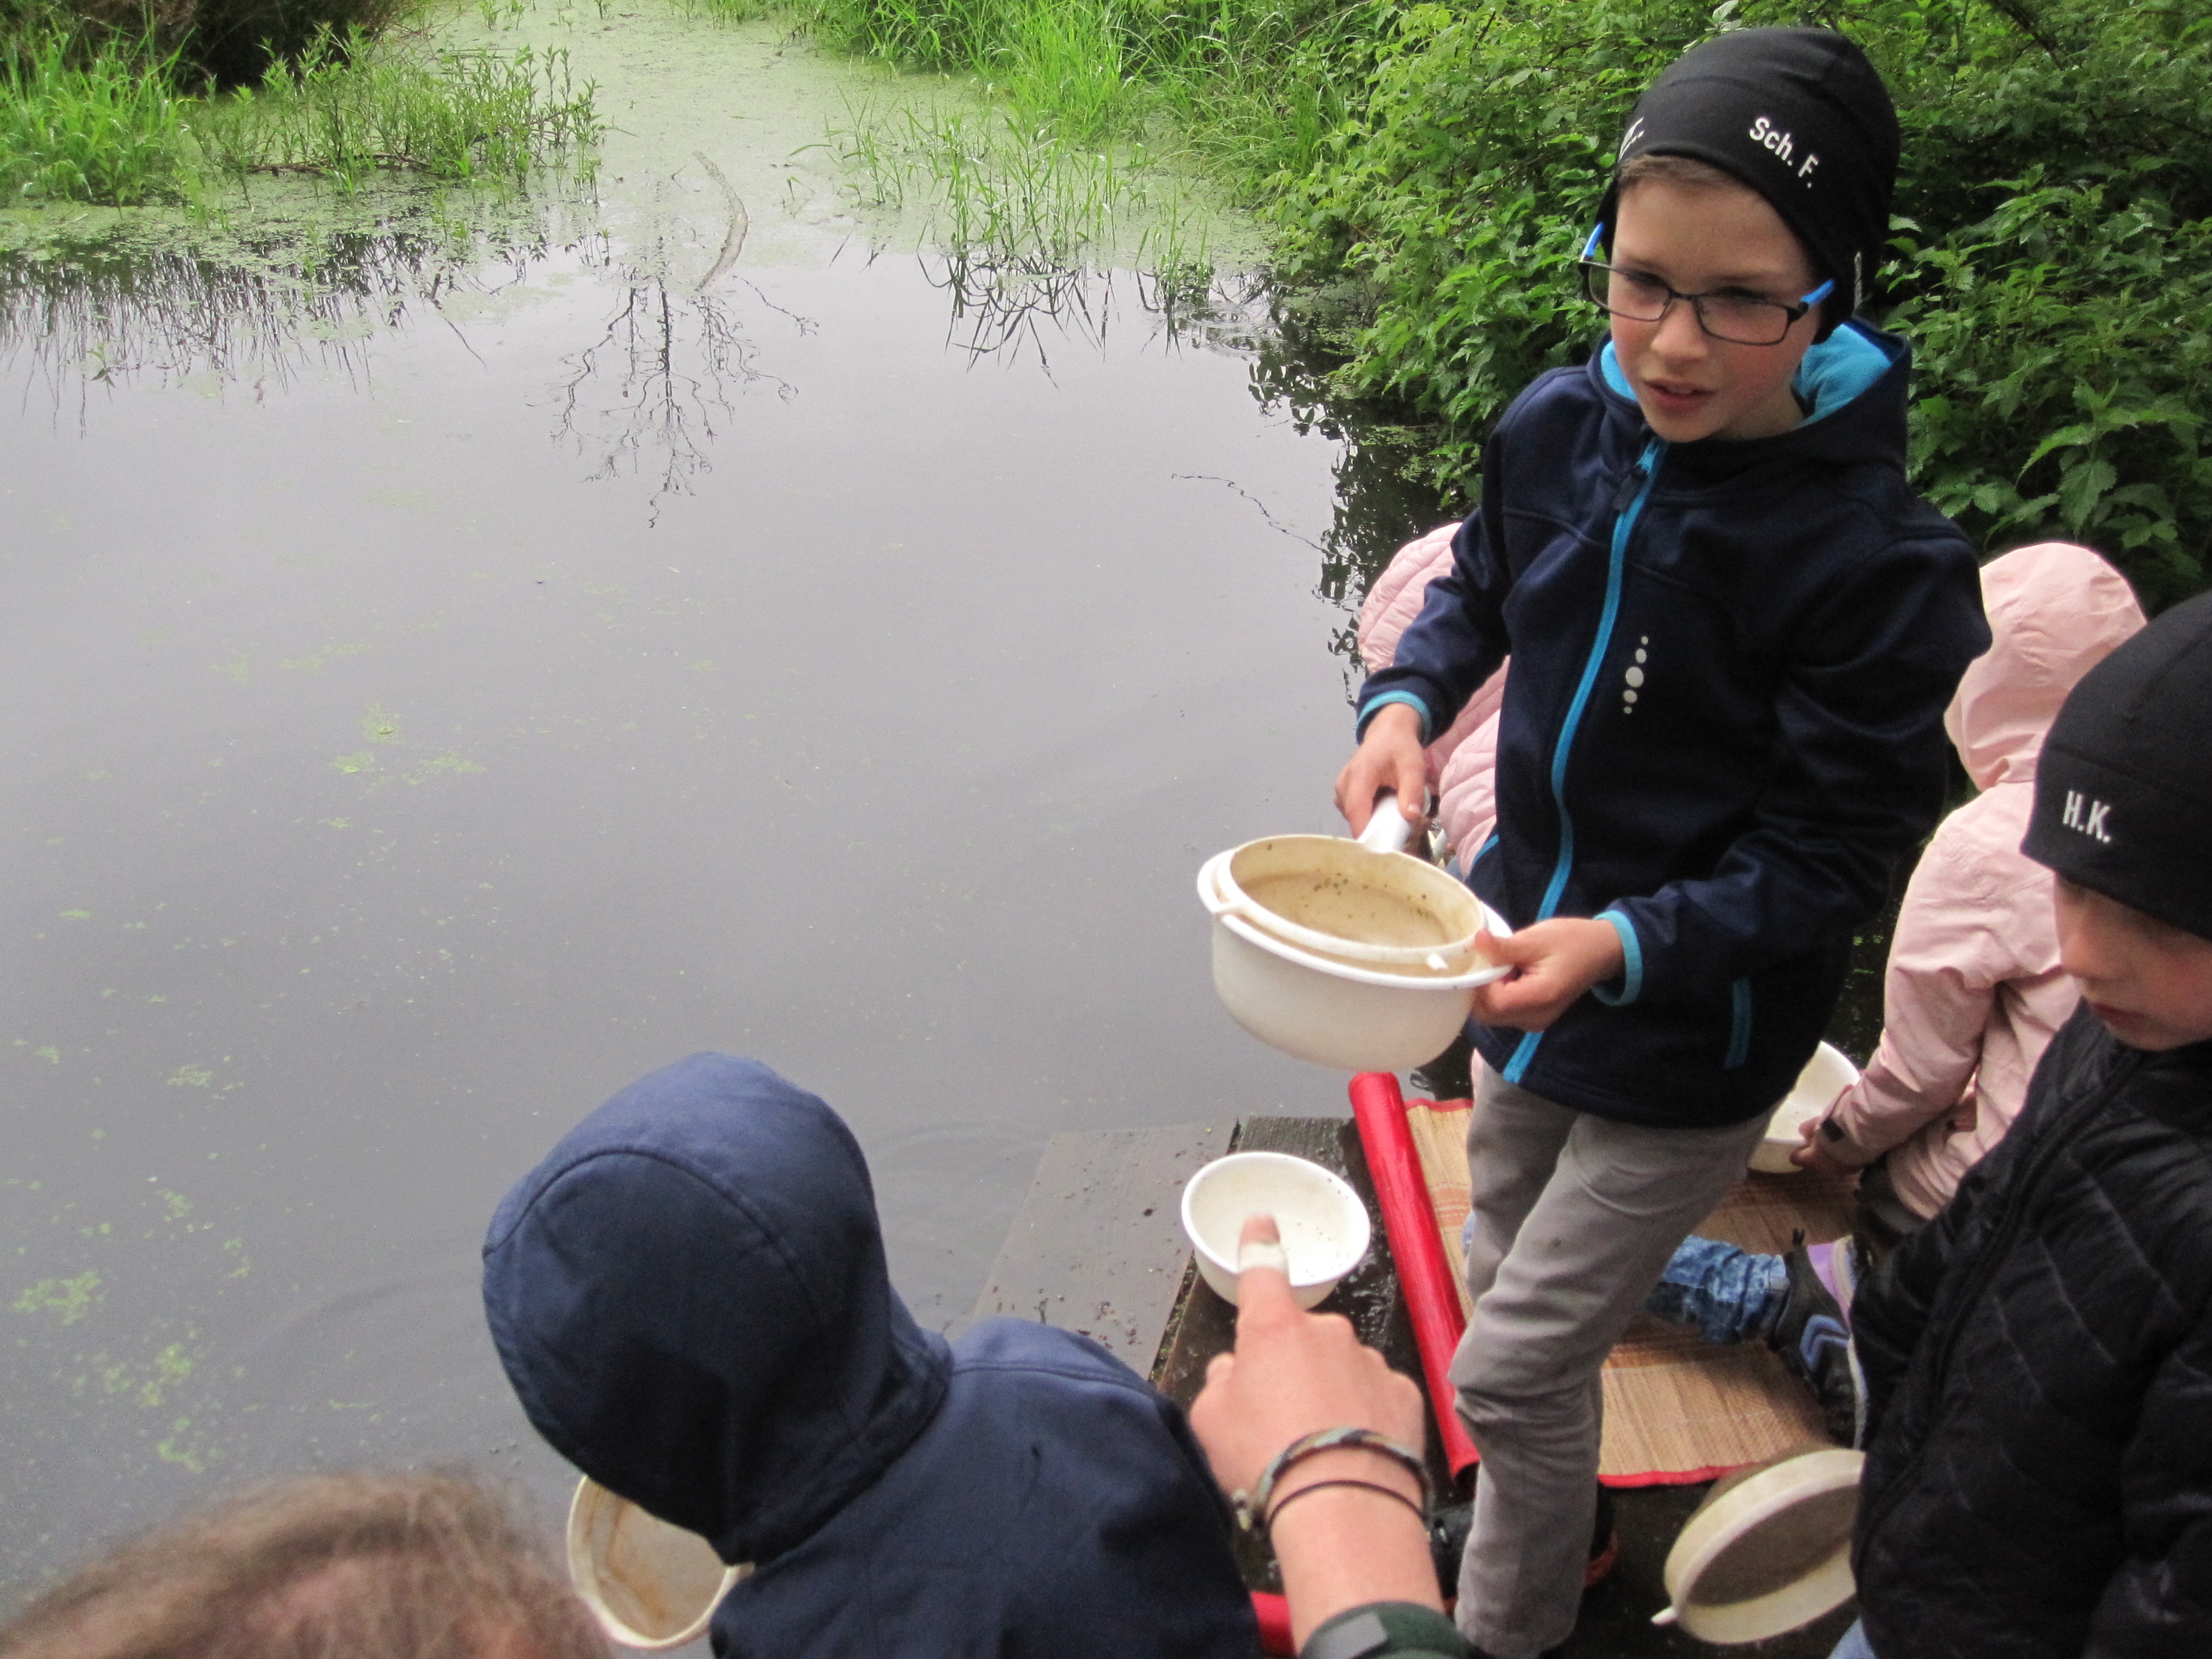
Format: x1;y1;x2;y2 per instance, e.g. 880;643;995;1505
0;12;1435;1596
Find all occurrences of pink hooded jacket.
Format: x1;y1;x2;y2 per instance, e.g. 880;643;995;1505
1820;542;2145;1219
1355;525;1507;860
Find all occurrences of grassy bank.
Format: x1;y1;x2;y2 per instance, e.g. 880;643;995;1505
760;0;2212;607
1;7;599;205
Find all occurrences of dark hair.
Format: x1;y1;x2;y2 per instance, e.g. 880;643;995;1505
0;1471;609;1659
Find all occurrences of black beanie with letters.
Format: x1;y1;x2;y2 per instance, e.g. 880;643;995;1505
2024;590;2212;943
1596;27;1902;335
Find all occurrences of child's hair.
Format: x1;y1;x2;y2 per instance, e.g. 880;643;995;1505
1615;152;1741;195
0;1471;609;1659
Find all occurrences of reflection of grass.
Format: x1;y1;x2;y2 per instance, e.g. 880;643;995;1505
829;98;1213;325
1;20;599;204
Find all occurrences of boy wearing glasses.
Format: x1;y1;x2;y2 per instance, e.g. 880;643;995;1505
1334;28;1988;1659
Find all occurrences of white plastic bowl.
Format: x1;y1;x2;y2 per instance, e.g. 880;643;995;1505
1751;1042;1861;1174
1198;851;1509;1072
1656;1447;1865;1643
1181;1151;1372;1310
566;1476;745;1650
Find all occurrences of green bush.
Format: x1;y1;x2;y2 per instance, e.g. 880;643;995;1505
3;0;416;87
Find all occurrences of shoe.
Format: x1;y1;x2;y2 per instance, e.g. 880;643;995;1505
1768;1231;1861;1446
1429;1483;1618;1603
1429;1498;1473;1599
1584;1483;1618;1587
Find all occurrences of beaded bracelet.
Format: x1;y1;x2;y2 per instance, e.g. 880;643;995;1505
1231;1427;1431;1536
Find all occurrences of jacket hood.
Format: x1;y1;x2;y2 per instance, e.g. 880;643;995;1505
1945;543;2144;790
481;1054;951;1564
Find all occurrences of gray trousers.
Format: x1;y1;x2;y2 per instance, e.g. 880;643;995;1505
1448;1067;1767;1658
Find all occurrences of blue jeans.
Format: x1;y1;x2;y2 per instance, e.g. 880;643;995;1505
1828;1618;1877;1659
1643;1235;1786;1345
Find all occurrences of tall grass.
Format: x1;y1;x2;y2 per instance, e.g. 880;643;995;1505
194;34;600;189
0;26;186;203
1;16;600;203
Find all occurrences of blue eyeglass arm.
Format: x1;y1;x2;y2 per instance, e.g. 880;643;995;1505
1580;223;1605;260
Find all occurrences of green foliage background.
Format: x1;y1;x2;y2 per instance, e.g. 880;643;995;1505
781;0;2212;607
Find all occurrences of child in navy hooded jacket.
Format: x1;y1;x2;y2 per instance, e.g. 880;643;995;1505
1335;30;1987;1659
481;1053;1258;1659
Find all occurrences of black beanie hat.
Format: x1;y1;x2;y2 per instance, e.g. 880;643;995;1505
2024;590;2212;943
1595;28;1901;336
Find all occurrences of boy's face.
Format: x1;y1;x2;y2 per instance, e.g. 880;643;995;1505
2054;876;2212;1050
1609;178;1824;444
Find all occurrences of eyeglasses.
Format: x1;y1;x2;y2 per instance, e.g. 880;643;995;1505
1575;228;1835;347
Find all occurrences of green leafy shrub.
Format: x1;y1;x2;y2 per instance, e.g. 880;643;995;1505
4;0;417;87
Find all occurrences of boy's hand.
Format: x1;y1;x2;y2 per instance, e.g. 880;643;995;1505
1468;918;1625;1031
1334;704;1427;837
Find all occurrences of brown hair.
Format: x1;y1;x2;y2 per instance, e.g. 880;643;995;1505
1616;152;1744;194
0;1471;608;1659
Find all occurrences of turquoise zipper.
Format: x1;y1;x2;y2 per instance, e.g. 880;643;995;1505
1502;437;1666;1086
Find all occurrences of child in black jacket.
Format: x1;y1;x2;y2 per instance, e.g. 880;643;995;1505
1332;29;1988;1658
1845;592;2212;1659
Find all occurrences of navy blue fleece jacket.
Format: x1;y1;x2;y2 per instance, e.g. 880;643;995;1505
1358;324;1988;1126
481;1054;1256;1659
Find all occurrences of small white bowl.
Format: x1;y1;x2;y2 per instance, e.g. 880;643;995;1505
1751;1042;1861;1174
566;1476;746;1650
1181;1151;1372;1309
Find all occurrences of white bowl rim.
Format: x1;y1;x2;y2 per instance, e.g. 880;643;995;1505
1180;1151;1373;1290
1202;855;1513;989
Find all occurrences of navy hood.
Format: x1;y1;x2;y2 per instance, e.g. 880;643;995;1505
482;1054;951;1564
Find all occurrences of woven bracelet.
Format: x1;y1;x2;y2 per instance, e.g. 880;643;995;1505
1232;1427;1431;1535
1265;1477;1428;1533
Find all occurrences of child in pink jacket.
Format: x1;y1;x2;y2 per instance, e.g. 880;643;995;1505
1355;526;1507;865
1795;540;2146;1233
1645;542;2145;1443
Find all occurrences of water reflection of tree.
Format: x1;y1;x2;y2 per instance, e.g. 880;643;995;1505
543;230;804;522
1246;300;1465;685
0;199;556;424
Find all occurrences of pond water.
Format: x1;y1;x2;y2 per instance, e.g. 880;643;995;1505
0;10;1454;1596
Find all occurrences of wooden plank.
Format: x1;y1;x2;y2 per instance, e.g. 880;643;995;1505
963;1122;1235;1368
1149;1115;1446;1592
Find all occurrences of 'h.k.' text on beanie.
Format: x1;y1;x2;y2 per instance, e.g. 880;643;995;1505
2024;590;2212;943
1597;28;1901;335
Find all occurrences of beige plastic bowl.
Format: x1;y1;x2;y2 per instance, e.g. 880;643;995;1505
1654;1447;1865;1643
1751;1042;1862;1174
566;1476;745;1650
1181;1151;1372;1309
1197;852;1509;1072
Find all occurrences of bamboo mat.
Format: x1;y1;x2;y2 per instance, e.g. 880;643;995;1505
1404;1099;1856;1486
